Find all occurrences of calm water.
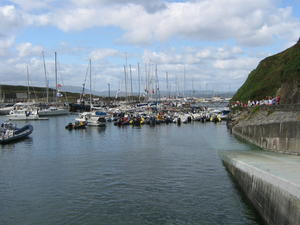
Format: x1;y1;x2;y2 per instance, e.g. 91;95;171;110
0;115;263;225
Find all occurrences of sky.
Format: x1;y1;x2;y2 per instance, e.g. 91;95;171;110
0;0;300;94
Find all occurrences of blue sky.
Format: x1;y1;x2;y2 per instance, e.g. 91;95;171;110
0;0;300;94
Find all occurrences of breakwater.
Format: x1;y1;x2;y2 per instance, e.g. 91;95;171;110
230;105;300;155
221;151;300;225
232;121;300;155
222;105;300;225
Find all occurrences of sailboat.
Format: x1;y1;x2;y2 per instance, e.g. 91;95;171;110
7;66;47;121
7;102;40;120
75;59;106;127
38;52;69;116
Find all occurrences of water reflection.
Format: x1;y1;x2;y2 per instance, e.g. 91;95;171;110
0;116;263;225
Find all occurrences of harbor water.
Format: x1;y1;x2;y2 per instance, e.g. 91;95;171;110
0;115;263;225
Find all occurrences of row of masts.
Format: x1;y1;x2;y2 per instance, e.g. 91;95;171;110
26;52;60;103
122;62;193;102
26;52;197;104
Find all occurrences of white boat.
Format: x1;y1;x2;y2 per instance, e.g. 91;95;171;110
7;103;48;121
38;106;69;116
75;111;106;127
0;105;14;115
74;59;106;127
7;108;40;120
180;114;190;123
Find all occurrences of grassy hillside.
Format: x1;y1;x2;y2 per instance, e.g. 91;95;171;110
232;42;300;102
0;84;82;102
0;84;138;103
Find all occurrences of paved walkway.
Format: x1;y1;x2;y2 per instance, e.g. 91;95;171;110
221;150;300;197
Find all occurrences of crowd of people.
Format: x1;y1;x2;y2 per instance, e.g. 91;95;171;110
231;96;281;108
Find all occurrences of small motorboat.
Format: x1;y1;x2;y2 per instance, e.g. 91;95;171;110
65;121;87;130
75;112;106;127
0;122;33;144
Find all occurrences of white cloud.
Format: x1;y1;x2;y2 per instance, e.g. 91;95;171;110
90;48;120;61
70;0;166;13
6;0;299;46
9;0;50;11
24;0;297;46
16;42;44;58
1;0;300;92
140;46;263;92
213;57;258;71
0;5;25;37
0;37;15;56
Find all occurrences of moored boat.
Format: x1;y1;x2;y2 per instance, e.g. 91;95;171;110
0;104;14;115
65;121;86;130
0;122;33;144
7;103;48;121
38;106;69;116
75;111;106;127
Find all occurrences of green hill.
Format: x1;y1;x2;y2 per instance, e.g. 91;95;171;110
0;84;129;103
232;42;300;104
0;84;80;102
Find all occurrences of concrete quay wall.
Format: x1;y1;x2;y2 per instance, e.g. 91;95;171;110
232;121;300;155
222;153;300;225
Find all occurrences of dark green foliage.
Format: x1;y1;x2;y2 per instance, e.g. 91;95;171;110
0;84;80;102
232;43;300;101
0;84;145;103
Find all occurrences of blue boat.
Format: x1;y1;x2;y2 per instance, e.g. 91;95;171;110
0;123;33;144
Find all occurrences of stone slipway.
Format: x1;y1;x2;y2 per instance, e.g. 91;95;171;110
221;150;300;225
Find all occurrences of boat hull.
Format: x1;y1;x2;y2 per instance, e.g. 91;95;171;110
7;115;48;121
39;109;69;116
0;125;33;144
0;107;13;115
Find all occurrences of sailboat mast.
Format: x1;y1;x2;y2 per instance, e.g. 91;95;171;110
129;64;133;101
166;71;169;99
55;52;58;103
26;65;30;102
42;51;49;103
138;63;140;102
123;65;128;102
183;65;186;97
192;76;194;97
89;59;92;110
145;63;148;100
155;64;159;102
125;52;128;102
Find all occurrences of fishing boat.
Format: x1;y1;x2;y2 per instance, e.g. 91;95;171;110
0;122;33;144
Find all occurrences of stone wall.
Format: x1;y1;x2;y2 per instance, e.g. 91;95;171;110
230;106;300;155
233;121;300;155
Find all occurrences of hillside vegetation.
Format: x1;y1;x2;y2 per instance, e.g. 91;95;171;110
0;84;79;102
232;42;300;103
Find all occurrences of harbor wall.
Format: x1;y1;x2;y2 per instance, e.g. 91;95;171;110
230;105;300;155
232;121;300;155
222;154;300;225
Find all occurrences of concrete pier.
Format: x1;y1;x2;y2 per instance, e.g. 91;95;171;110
221;150;300;225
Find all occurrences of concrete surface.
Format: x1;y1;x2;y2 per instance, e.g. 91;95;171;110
221;150;300;225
